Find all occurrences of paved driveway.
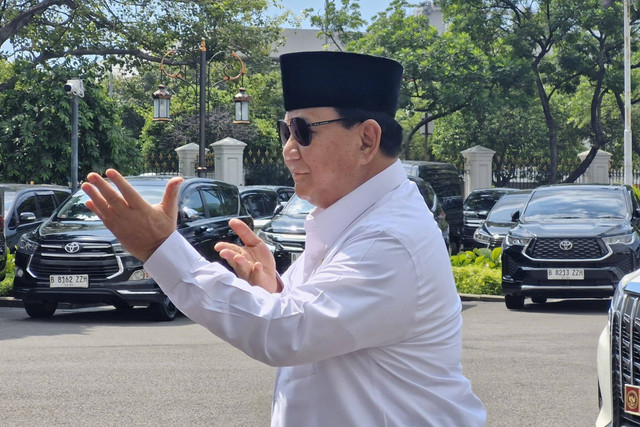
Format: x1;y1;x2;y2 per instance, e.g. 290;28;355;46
0;298;609;426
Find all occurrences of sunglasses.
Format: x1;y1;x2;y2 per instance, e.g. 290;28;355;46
277;117;349;147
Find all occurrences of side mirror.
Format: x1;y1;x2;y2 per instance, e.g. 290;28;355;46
273;204;284;216
511;210;520;222
18;212;37;224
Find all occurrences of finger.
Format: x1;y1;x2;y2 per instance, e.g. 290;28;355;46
229;218;263;247
214;241;242;254
85;171;126;209
160;176;183;223
104;169;147;209
81;179;111;215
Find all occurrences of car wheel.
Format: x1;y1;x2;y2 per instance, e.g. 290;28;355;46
505;295;525;310
148;295;178;321
24;301;58;318
531;296;547;304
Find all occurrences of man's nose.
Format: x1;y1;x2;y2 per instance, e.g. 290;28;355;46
282;135;300;161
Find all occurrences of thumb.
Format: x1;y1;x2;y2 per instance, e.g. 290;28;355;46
161;176;183;223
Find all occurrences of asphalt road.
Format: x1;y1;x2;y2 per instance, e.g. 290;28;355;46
0;298;609;426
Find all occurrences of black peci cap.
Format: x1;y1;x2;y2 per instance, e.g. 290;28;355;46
279;51;403;117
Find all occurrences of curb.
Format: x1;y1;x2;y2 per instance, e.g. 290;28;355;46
0;294;504;308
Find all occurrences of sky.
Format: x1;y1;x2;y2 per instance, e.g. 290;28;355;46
267;0;395;29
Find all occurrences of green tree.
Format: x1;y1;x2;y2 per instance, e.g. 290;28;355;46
0;59;140;183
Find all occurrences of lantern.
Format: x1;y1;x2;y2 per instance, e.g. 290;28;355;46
233;87;251;124
152;85;172;121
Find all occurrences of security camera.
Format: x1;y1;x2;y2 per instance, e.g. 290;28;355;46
64;79;84;97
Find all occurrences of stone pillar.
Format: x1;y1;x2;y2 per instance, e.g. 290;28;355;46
175;142;206;177
211;137;247;186
461;145;496;198
577;149;612;184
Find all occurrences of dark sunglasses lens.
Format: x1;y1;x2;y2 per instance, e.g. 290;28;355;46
278;120;290;146
291;117;311;146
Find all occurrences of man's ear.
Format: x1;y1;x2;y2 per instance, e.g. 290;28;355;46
359;119;382;159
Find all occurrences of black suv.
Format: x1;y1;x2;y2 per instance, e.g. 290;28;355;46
462;187;518;249
402;161;463;253
1;184;71;252
258;194;313;273
501;184;640;310
12;176;252;321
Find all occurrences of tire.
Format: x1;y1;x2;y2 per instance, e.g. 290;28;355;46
148;295;178;321
24;301;58;318
531;296;547;304
505;295;525;310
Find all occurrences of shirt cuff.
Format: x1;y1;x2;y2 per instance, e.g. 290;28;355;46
144;231;207;291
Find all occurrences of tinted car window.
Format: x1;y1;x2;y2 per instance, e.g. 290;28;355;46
183;191;205;220
202;188;222;217
37;195;57;218
522;188;627;221
15;196;37;220
219;185;240;216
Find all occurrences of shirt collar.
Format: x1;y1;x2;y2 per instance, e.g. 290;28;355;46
305;159;406;249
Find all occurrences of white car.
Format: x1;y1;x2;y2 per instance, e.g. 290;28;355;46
596;269;640;426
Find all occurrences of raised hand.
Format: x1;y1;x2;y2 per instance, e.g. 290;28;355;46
81;169;183;262
215;218;280;293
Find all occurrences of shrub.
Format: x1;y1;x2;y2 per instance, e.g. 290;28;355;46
451;247;502;295
0;254;14;297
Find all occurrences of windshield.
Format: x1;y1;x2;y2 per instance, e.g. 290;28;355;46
463;192;506;212
282;194;314;215
55;183;167;221
486;194;530;223
3;191;17;216
522;188;628;221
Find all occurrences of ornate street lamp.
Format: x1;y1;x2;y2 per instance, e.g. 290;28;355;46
233;87;251;123
153;40;250;177
152;85;172;122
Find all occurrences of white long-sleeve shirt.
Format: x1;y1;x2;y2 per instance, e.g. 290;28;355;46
145;160;486;426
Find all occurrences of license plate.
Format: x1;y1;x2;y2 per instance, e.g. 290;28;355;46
50;274;89;288
547;268;584;280
290;252;301;263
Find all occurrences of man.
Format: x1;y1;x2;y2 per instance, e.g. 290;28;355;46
82;51;486;426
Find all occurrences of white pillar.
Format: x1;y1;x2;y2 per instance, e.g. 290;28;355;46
577;149;612;184
461;145;495;198
175;142;206;177
211;137;247;186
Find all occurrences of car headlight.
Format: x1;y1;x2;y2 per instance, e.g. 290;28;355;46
17;235;39;254
602;233;636;245
473;228;492;244
504;234;532;247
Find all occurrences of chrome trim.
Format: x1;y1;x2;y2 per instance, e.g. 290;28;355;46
117;290;160;295
40;253;113;258
520;285;613;291
631;296;639;385
618;294;627;402
106;256;125;280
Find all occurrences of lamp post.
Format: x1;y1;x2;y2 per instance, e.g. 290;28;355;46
64;79;84;193
153;39;249;177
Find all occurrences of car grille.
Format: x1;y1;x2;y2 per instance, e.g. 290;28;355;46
611;292;640;425
28;242;121;280
525;237;607;260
